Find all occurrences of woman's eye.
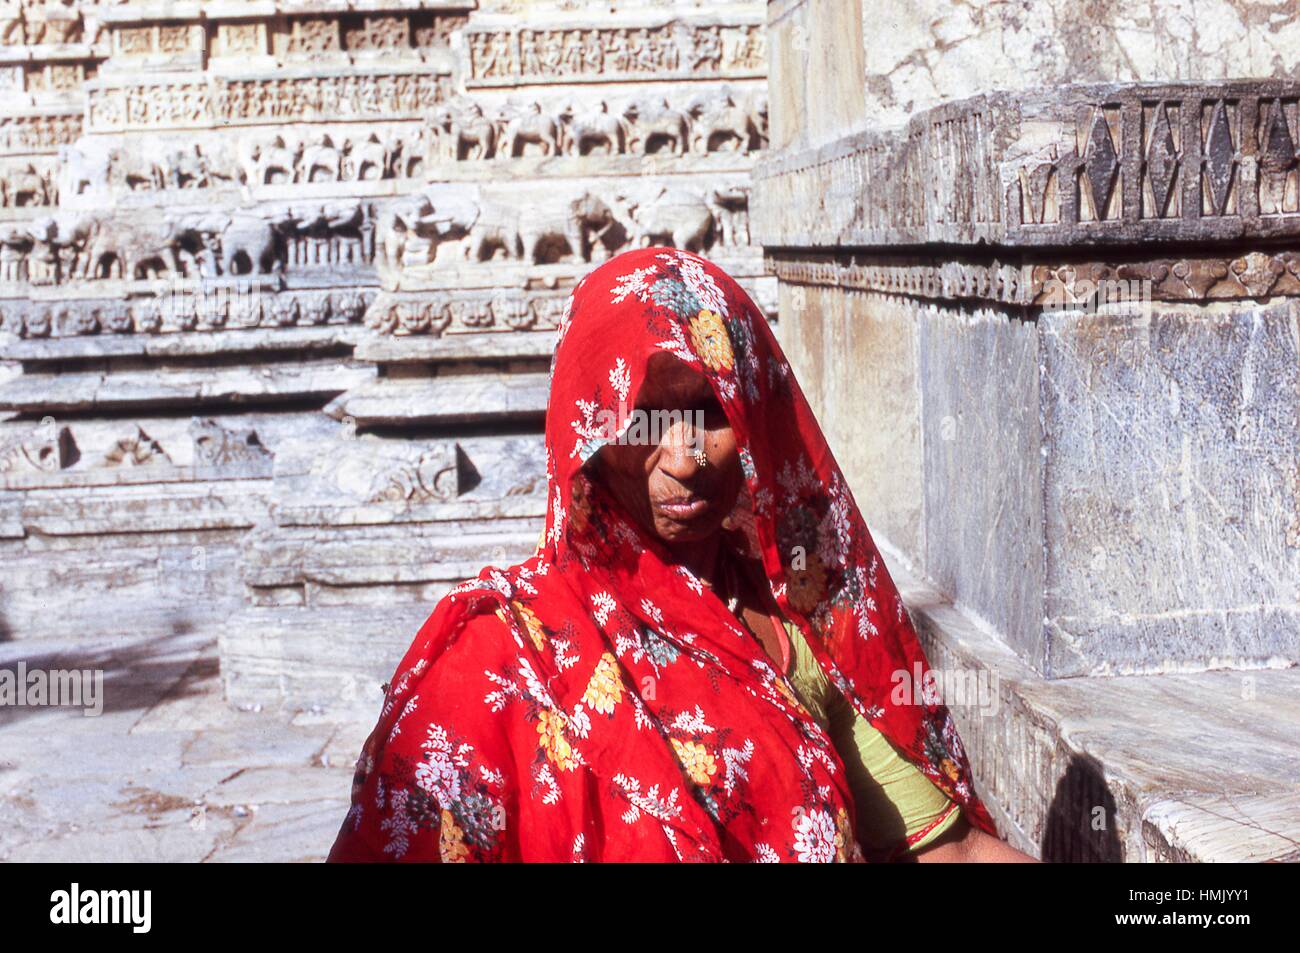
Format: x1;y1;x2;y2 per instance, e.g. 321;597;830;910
696;400;726;423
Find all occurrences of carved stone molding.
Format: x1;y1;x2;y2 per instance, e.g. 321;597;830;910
364;288;570;336
766;248;1300;306
4;287;372;339
0;420;76;473
190;416;274;468
754;81;1300;251
103;423;170;467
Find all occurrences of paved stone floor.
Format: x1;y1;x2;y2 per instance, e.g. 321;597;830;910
0;631;368;862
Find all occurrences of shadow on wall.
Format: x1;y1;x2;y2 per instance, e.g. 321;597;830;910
1041;754;1123;862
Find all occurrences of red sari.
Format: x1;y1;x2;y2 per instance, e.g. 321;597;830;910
328;247;997;862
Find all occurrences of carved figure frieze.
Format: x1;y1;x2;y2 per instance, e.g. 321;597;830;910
86;71;450;131
468;23;764;84
0;198;378;286
0;112;82;155
8;287;371;339
365;291;570;337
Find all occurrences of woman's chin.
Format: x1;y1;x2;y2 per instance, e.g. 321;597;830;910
653;512;722;543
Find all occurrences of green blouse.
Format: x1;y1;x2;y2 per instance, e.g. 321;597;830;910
780;618;962;860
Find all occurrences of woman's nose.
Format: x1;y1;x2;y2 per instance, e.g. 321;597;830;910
657;420;703;476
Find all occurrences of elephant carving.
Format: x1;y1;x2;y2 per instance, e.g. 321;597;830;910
560;101;630;156
59;144;112;197
462;201;522;261
80;215;191;280
688;94;756;153
505;103;563;157
346;133;390;181
609;188;714;252
624;100;691;155
299;134;342;183
242;136;301;185
378;194;458;271
519;192;618;264
433;104;498;161
220;211;286;275
2;164;51;207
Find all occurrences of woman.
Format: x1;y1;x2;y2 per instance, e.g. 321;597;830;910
328;247;1035;862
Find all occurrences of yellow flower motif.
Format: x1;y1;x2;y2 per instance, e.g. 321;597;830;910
438;809;470;863
834;806;853;863
940;757;960;783
497;601;547;651
774;676;811;718
537;709;578;772
670;737;718;787
569;475;593;534
688;309;734;373
786;554;829;615
582;652;624;715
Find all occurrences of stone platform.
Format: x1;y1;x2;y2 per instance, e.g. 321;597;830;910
0;629;366;863
892;554;1300;863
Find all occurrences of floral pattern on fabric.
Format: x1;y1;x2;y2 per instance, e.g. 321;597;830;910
329;247;996;863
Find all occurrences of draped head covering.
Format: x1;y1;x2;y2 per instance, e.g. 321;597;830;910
328;246;996;863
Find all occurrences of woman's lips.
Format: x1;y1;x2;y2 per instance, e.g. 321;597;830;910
657;496;709;520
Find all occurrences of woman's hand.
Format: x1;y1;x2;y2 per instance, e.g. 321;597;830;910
910;813;1039;862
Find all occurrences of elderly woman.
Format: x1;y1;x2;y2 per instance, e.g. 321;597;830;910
328;248;1035;863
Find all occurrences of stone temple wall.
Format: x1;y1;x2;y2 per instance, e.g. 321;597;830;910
0;0;772;714
756;0;1300;860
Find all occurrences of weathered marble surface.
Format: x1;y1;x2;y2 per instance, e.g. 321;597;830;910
1041;299;1300;675
918;300;1045;669
852;0;1300;131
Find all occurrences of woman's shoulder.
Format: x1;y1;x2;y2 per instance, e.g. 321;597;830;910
331;597;521;862
380;593;521;709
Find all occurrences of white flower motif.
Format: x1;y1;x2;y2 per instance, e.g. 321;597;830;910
591;591;618;626
659;250;728;317
675;564;705;595
610;265;660;304
793;808;838;863
414;750;461;805
609;357;631;401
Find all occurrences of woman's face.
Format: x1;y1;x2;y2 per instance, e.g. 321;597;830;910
593;353;744;545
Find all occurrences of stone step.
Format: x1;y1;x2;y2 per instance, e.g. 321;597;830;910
323;369;549;426
0;361;376;414
891;555;1300;862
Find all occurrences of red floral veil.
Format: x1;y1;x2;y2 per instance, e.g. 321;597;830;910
329;246;996;863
